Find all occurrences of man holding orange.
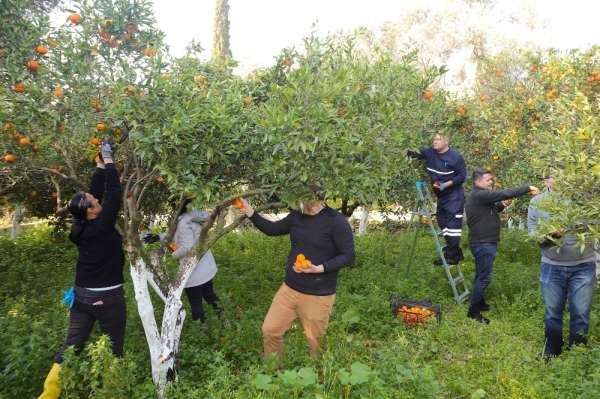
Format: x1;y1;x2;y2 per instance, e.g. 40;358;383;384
237;194;355;360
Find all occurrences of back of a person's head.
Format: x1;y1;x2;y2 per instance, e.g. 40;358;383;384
68;192;90;244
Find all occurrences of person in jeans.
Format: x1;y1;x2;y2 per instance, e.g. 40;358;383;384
39;140;125;399
237;194;355;360
143;200;229;332
527;174;597;358
465;168;538;323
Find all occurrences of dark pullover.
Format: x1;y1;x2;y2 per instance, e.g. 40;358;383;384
466;185;530;244
74;164;124;288
249;207;355;296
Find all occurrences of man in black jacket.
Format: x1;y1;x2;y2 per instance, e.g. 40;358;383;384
465;168;539;323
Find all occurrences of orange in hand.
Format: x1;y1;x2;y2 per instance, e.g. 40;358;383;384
169;243;177;252
295;254;310;269
233;198;243;209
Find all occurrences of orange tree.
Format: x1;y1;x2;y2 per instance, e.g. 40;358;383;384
247;35;450;214
456;47;599;242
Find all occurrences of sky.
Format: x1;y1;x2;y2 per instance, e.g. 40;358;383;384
152;0;600;72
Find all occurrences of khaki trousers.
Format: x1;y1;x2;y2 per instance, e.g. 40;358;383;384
262;283;336;359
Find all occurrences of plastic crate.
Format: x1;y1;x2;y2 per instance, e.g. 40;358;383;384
390;295;441;327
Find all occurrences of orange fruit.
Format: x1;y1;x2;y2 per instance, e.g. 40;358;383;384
492;154;500;161
423;89;433;100
35;45;48;55
19;137;30;146
30;191;38;199
4;154;16;163
194;75;208;84
143;47;157;57
169;243;177;252
53;86;64;97
90;137;100;146
243;97;253;106
51;191;58;199
14;82;25;93
233;198;243;209
68;13;82;25
90;47;99;56
99;29;111;42
126;191;134;198
96;122;106;132
529;64;537;72
296;254;306;262
3;122;14;130
26;59;39;71
283;58;294;67
156;176;165;183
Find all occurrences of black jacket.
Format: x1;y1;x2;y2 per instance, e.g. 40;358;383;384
414;147;467;198
466;185;530;243
74;164;124;288
250;207;355;296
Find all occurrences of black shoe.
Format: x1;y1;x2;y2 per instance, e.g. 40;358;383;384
467;310;490;324
433;256;460;266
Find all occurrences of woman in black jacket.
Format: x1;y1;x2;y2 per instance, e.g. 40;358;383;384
38;141;126;399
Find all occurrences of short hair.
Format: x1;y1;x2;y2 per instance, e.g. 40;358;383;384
472;168;491;182
433;133;449;141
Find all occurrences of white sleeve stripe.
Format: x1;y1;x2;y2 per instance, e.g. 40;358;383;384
426;167;455;175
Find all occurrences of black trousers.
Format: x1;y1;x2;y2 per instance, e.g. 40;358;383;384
184;279;221;322
54;286;126;363
436;192;464;260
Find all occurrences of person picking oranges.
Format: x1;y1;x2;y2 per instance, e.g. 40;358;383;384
235;188;355;360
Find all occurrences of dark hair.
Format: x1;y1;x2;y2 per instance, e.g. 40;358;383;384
472;168;491;183
68;192;91;244
170;197;194;219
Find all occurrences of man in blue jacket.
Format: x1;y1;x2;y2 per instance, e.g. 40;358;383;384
408;134;467;265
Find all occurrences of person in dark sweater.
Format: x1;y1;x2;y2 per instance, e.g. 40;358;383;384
465;168;539;323
38;140;125;399
407;134;467;265
237;196;355;359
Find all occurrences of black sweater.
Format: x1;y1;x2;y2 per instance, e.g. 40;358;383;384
249;207;355;296
466;185;530;243
74;164;124;288
416;147;467;198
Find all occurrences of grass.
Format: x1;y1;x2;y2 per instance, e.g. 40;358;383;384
1;226;599;398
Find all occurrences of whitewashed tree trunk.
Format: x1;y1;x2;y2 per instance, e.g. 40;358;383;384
357;206;369;235
10;204;23;239
129;253;200;399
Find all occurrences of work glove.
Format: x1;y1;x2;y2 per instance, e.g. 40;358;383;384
99;138;114;161
142;233;160;244
406;150;421;159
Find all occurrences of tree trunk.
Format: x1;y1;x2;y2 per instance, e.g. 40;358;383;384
10;204;23;239
129;253;200;398
357;206;370;235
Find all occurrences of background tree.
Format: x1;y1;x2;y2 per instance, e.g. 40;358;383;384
211;0;232;63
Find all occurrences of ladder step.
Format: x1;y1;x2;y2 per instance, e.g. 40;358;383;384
452;276;464;285
457;290;470;303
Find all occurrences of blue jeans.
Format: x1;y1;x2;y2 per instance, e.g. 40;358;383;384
469;242;498;310
540;262;596;356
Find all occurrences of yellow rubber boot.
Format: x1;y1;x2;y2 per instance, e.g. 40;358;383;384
38;363;61;399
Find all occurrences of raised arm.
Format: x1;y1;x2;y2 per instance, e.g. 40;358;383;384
89;165;106;202
451;155;467;187
249;212;292;236
96;163;122;231
476;185;531;205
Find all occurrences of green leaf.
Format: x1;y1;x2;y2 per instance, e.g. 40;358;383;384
252;373;273;391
